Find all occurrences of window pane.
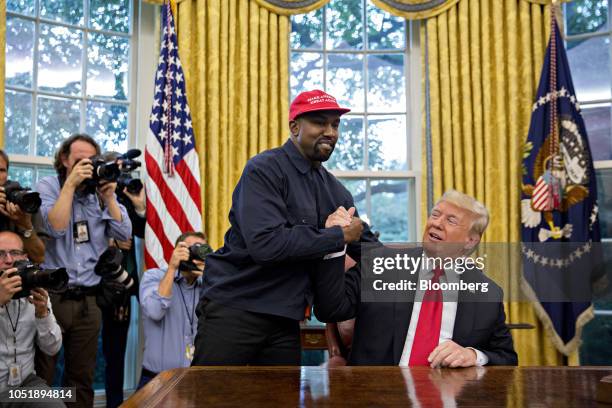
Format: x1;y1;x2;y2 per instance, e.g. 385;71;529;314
370;179;410;241
36;96;80;157
4;90;32;155
90;0;131;33
326;0;363;50
87;32;130;100
582;104;612;161
7;165;35;187
290;52;323;99
86;101;128;152
367;54;405;112
40;0;84;26
366;2;405;50
38;24;83;96
580;315;612;365
596;169;612;239
327;116;364;171
6;17;35;88
290;8;323;49
7;0;35;15
567;36;611;101
368;115;407;171
327;53;364;111
339;178;367;220
565;0;609;36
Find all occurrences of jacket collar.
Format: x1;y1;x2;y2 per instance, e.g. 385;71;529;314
282;138;316;175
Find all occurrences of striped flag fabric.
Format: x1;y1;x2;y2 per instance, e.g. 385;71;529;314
144;3;202;269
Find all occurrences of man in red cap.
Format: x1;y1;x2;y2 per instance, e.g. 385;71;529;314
191;90;378;365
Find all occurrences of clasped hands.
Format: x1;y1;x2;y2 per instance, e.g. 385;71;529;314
325;206;363;243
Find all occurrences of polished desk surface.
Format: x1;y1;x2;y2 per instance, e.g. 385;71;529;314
123;366;612;407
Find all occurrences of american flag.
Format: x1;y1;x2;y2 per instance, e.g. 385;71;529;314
144;3;202;269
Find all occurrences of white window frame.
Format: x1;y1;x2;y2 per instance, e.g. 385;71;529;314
290;1;422;242
5;0;136;171
563;4;612;317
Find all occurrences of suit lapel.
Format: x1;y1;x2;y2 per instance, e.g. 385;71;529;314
393;299;413;364
452;275;476;342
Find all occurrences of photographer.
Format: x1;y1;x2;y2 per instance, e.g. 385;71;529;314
34;134;132;408
0;231;63;407
0;150;45;263
138;232;208;389
100;151;145;408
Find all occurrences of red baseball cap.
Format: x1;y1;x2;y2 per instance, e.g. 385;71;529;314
289;89;351;121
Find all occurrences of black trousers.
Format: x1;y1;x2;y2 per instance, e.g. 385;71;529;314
191;299;301;366
101;306;130;408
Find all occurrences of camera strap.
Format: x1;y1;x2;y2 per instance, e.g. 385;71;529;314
177;282;196;336
5;300;21;364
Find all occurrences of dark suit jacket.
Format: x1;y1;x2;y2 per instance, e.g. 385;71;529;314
312;251;518;366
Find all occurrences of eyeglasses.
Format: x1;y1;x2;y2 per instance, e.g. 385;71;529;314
0;250;27;260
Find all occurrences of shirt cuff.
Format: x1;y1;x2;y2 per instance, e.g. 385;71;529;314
35;312;56;333
467;347;489;366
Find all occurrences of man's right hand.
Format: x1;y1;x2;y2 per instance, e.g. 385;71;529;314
325;206;355;228
168;242;190;271
0;268;22;305
65;159;94;189
342;217;363;243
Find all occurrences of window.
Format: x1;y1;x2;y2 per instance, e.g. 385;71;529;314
290;0;419;243
4;0;140;393
5;0;133;184
564;0;612;365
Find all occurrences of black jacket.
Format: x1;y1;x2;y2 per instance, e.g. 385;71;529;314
313;251;518;366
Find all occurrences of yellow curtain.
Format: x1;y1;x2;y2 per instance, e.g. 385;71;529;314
0;0;5;148
372;0;459;19
421;0;577;365
175;0;289;249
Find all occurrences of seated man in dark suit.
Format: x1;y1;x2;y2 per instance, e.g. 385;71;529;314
315;189;517;367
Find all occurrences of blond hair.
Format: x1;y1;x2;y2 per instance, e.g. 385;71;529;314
436;189;489;237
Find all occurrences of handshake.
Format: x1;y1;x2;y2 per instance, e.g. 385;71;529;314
326;206;364;244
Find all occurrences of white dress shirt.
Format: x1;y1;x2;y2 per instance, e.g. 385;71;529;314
0;297;62;392
398;263;489;367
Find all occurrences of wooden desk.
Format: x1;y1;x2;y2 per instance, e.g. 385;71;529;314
123;366;612;407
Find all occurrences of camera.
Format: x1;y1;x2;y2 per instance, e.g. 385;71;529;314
116;149;143;195
3;181;42;214
7;260;68;299
179;243;213;272
80;156;121;195
94;246;134;290
116;174;143;196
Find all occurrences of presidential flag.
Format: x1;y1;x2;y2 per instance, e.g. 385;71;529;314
520;12;601;356
144;3;202;269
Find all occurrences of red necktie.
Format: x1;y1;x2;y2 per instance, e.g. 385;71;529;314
408;268;444;366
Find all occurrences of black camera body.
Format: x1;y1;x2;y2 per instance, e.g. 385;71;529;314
3;181;42;214
94;246;134;290
94;246;135;310
116;150;143;195
179;243;213;272
8;260;68;299
81;155;121;195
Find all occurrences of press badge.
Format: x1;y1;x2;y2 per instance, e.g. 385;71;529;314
185;337;195;362
8;363;22;386
73;221;90;243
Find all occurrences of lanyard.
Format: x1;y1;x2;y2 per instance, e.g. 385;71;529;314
177;281;197;336
5;300;21;364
